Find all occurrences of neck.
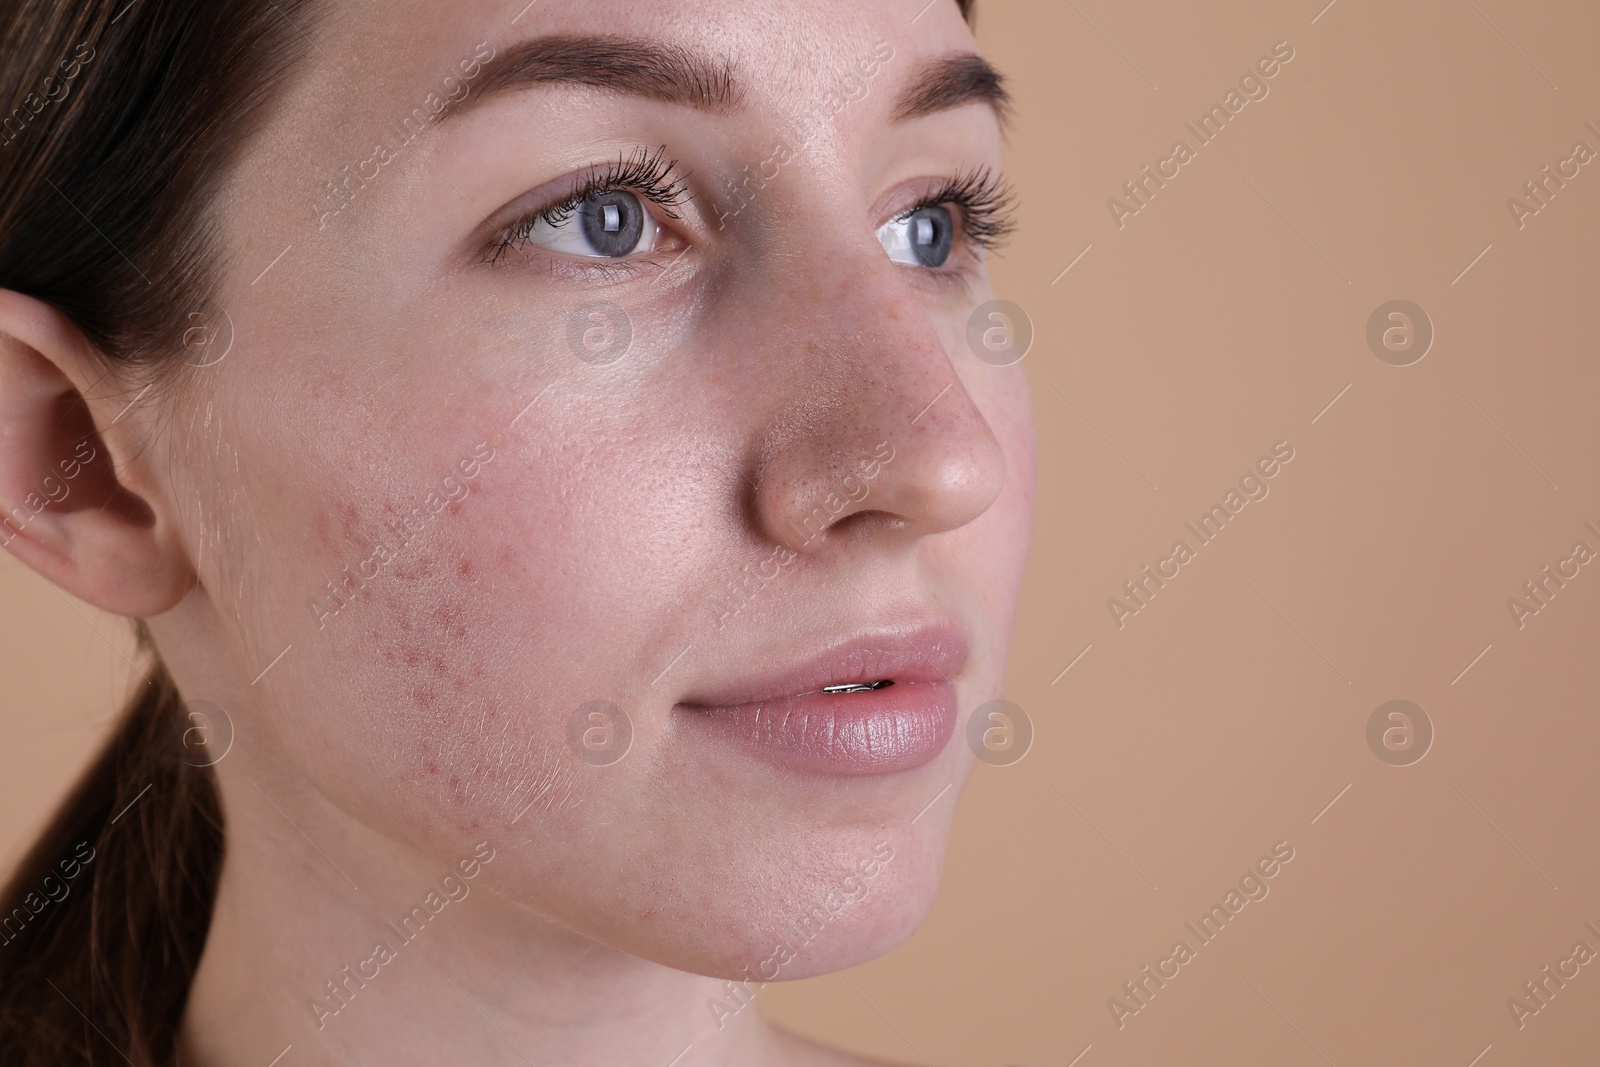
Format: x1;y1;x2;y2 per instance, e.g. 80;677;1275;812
178;777;787;1066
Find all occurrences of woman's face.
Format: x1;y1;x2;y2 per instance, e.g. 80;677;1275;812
162;0;1033;979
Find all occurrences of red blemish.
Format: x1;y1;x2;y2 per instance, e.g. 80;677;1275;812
338;501;362;543
314;502;367;551
313;510;334;548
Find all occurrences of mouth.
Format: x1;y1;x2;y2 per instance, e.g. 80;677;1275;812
674;624;969;776
819;679;894;694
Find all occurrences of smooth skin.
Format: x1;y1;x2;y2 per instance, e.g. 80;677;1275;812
0;0;1034;1063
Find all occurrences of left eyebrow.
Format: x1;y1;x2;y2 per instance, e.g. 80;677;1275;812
893;52;1011;126
435;33;743;124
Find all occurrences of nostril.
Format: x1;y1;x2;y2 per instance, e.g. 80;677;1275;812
820;507;903;542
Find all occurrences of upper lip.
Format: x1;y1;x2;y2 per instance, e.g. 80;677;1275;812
677;622;971;708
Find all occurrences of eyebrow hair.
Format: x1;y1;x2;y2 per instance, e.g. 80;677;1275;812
436;34;742;123
437;36;1009;129
893;52;1011;125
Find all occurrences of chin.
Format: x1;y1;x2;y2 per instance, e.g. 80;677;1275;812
682;816;954;985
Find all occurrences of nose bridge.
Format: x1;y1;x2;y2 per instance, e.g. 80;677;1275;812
745;242;1007;552
769;227;958;415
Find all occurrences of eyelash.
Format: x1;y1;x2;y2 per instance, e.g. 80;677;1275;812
485;145;691;266
483;150;1016;268
909;168;1017;257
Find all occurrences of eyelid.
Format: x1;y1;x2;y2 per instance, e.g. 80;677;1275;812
876;168;1016;259
481;146;692;265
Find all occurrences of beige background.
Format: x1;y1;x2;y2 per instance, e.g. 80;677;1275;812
5;0;1599;1063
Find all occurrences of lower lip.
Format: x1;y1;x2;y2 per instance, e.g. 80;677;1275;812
678;680;958;776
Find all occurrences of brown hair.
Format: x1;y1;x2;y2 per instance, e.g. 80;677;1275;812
0;2;320;1062
0;1;976;1062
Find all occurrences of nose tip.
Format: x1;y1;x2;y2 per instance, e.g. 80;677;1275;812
754;367;1007;553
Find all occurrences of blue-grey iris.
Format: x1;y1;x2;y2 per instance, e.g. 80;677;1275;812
580;190;646;258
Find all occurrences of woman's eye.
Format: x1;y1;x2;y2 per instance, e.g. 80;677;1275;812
524;190;660;259
876;205;955;268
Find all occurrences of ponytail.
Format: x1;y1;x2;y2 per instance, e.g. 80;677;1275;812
0;624;222;1065
2;0;318;1049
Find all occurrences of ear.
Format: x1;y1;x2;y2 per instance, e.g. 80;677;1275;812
0;288;195;616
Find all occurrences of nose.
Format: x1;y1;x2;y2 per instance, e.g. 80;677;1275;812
749;248;1008;555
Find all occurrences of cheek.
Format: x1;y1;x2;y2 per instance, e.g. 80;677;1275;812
311;498;365;552
216;411;541;830
261;418;714;839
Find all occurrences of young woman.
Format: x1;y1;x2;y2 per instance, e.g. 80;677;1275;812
0;0;1034;1062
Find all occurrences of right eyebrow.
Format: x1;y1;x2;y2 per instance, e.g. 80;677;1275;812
893;52;1012;127
435;34;744;124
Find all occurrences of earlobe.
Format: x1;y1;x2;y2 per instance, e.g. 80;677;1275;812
0;288;196;618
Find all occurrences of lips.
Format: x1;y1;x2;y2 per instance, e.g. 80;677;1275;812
675;624;969;776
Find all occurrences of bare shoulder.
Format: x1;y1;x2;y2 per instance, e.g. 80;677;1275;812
769;1023;935;1067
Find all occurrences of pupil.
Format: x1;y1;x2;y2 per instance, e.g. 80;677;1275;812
581;191;644;257
909;205;953;267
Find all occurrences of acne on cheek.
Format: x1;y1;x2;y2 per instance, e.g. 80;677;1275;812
310;464;491;584
312;500;366;550
342;487;534;748
289;457;590;829
375;572;476;676
396;560;608;835
346;547;502;816
297;465;496;659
